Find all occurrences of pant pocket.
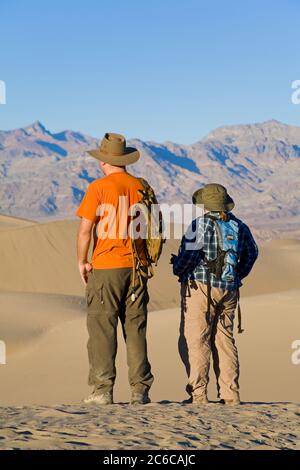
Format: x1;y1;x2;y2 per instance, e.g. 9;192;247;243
85;286;94;307
86;281;104;312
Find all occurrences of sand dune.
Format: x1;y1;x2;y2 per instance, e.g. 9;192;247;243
0;290;299;405
0;213;36;231
0;219;180;311
0;292;84;354
1;218;300;304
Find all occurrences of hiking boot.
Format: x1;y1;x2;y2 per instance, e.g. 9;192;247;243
130;390;151;405
193;394;209;405
220;397;241;406
83;390;113;405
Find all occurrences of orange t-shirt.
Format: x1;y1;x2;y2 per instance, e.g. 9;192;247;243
76;172;146;269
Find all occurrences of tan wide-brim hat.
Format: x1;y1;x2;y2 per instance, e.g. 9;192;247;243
87;132;140;166
192;183;235;212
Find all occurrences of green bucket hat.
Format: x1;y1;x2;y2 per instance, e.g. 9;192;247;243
192;183;235;212
87;132;140;166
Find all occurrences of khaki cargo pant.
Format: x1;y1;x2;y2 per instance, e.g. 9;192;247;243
179;280;240;400
85;267;154;394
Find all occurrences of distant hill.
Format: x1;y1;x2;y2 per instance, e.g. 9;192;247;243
1;119;300;238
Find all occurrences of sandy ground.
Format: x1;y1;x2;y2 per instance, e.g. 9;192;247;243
0;216;299;449
0;403;299;450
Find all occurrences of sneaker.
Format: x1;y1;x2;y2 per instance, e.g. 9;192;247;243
193;395;209;404
131;390;151;405
83;390;113;405
220;397;241;406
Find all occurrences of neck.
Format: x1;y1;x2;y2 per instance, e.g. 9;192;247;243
105;166;127;176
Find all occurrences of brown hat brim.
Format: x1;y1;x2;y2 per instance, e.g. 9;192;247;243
87;147;140;166
192;188;235;212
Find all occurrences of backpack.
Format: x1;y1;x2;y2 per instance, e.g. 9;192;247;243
205;214;243;333
205;215;240;283
129;178;165;301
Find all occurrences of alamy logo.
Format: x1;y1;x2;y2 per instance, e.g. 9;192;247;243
291;80;300;105
0;340;6;365
0;80;6;105
93;199;205;250
291;340;300;365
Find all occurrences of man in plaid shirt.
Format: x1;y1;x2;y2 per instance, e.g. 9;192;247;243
172;184;258;405
173;213;258;288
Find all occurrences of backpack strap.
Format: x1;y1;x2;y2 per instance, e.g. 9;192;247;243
203;215;222;316
204;215;226;279
129;223;154;302
237;288;244;334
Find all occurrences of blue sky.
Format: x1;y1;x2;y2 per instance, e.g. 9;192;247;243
0;0;300;143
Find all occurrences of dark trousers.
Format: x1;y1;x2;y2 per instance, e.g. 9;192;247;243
85;267;154;394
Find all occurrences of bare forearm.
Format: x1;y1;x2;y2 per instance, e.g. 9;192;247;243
77;231;91;264
76;218;94;285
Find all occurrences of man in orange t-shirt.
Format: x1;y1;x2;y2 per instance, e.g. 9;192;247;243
76;133;153;406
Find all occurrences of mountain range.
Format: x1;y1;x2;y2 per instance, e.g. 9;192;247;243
1;119;300;240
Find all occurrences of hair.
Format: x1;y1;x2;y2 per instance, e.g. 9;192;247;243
219;211;228;221
210;210;228;221
99;161;126;175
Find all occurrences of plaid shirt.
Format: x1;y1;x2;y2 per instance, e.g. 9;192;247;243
173;212;258;290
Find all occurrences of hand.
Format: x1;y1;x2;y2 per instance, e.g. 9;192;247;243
78;261;92;286
170;253;177;265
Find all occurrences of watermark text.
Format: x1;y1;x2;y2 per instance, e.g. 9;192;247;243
0;80;6;105
291;80;300;105
0;340;6;365
291;340;300;365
